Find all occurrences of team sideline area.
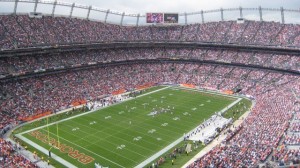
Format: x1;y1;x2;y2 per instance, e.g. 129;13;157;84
13;85;248;168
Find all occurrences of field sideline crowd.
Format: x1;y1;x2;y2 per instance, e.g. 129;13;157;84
0;15;299;168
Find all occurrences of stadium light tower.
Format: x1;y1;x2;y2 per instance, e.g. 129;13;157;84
184;12;187;25
87;5;92;20
280;7;285;24
52;0;57;17
34;0;38;13
70;3;75;18
136;14;140;26
13;0;18;15
201;10;204;23
121;12;125;25
104;9;110;23
220;8;224;21
239;6;243;18
259;6;263;21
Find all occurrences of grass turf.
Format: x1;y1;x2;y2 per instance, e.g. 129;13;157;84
17;86;237;168
144;97;252;168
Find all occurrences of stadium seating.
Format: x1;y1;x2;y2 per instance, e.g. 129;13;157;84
1;62;299;166
0;138;37;168
0;15;300;49
0;14;299;167
0;49;299;75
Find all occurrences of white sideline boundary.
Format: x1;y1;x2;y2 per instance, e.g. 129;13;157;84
134;95;242;168
15;134;77;168
134;135;184;168
18;86;171;135
174;86;240;99
28;129;127;168
219;98;242;114
16;86;170;168
17;85;243;168
182;100;255;168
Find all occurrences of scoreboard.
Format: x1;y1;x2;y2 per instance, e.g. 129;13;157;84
164;13;179;23
146;13;178;24
146;13;164;23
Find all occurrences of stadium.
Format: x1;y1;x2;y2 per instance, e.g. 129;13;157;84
0;0;300;168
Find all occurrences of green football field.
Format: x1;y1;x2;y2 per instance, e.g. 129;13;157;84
17;86;237;168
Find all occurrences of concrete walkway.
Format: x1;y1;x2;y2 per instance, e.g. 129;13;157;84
15;135;77;168
6;138;55;168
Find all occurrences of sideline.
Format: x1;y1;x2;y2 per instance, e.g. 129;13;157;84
15;86;170;168
15;85;246;168
18;86;170;135
135;135;184;168
134;94;243;168
174;86;241;99
219;98;242;115
18;130;127;168
181;100;255;168
15;134;77;168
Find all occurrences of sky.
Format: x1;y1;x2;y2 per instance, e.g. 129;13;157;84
0;0;299;24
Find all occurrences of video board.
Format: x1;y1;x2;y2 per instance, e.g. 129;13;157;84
146;13;178;24
146;13;164;23
164;13;178;23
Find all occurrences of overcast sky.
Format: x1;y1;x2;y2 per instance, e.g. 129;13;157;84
0;0;299;24
62;0;299;14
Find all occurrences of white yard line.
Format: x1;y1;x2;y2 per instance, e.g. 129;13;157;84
40;123;148;161
16;85;244;168
134;135;184;168
15;86;170;168
182;101;254;168
15;134;78;168
219;98;242;115
18;86;170;135
175;86;241;99
38;128;129;168
134;96;243;168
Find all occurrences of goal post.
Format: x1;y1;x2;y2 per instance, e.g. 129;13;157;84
46;116;61;150
47;116;50;144
56;122;60;149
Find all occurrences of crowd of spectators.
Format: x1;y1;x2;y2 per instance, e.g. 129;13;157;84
270;110;300;167
188;79;299;167
295;113;300;120
0;48;299;76
0;138;37;168
284;134;300;145
290;123;300;132
0;14;300;167
272;148;299;166
0;62;299;167
0;15;300;50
